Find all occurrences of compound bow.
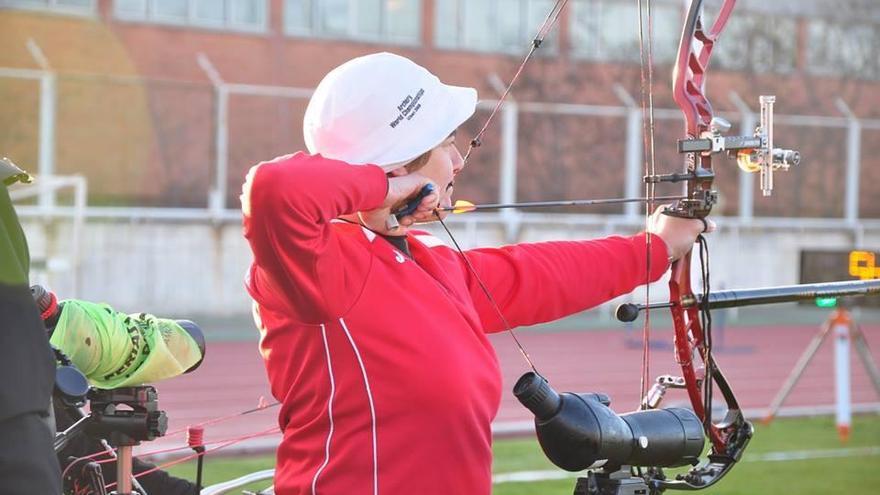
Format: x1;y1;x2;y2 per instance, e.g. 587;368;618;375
432;0;869;493
640;0;754;489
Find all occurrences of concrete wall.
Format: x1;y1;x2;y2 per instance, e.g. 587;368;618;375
20;214;880;318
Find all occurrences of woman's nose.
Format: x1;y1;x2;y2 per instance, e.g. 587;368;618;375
451;146;465;174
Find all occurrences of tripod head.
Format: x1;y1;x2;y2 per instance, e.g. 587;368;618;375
86;386;168;447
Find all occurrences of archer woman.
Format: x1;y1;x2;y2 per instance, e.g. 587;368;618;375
240;52;709;494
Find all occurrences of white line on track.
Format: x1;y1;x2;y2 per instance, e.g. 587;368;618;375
491;446;880;484
744;446;880;462
493;470;579;484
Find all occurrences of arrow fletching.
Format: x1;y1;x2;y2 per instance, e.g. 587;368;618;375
452;200;477;214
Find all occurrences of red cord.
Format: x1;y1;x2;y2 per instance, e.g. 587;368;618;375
187;426;205;449
40;291;58;321
104;426;280;492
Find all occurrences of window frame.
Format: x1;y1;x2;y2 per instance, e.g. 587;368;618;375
283;0;422;46
568;0;682;64
113;0;269;34
805;18;879;80
433;0;560;56
0;0;97;17
711;10;798;75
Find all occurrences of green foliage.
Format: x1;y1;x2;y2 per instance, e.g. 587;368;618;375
165;415;880;494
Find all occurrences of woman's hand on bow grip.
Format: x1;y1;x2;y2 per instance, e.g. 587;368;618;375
384;174;439;227
647;205;716;263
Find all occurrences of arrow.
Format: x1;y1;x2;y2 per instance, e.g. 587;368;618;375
439;195;688;214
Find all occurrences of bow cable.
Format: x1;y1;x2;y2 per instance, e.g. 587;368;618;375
435;0;570;374
462;0;570;166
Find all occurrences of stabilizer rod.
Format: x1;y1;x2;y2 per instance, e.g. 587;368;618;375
616;279;880;322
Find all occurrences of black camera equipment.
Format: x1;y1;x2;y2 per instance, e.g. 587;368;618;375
56;386;168;495
33;285;203;495
515;372;707;495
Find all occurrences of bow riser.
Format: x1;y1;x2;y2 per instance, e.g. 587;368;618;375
654;0;755;490
668;0;737;221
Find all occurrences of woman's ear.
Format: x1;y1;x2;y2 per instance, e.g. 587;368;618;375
388;166;409;177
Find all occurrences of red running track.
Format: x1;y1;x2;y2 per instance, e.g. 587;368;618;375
140;324;880;457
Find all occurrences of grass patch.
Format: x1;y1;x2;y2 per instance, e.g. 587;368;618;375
165;414;880;494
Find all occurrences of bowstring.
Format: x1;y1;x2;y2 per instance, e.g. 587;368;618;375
436;215;538;373
436;0;570;374
637;0;658;410
462;0;569;166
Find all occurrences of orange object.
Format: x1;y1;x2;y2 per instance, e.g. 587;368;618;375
452;199;476;214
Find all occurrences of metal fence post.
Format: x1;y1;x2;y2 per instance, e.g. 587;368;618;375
197;54;228;218
27;39;57;209
730;92;756;222
612;85;642;221
499;101;521;241
499;101;519;206
835;98;862;224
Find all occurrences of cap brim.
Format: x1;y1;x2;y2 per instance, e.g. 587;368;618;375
377;84;477;171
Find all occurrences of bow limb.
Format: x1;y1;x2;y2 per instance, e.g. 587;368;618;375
662;250;753;491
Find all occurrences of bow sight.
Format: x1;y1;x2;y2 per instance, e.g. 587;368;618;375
649;95;801;212
679;96;800;197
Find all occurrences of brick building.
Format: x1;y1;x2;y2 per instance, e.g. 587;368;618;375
1;0;878;218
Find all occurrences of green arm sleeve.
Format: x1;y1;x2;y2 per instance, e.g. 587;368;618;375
50;300;204;389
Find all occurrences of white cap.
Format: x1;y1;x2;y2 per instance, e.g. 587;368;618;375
303;52;478;172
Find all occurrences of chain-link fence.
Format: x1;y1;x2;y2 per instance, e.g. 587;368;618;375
3;58;880;222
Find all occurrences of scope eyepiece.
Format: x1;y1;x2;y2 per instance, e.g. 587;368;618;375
514;372;562;420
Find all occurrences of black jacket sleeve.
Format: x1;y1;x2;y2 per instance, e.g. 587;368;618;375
0;174;62;493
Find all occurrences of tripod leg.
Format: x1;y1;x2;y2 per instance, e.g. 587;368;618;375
763;321;833;423
851;324;880;397
117;445;133;495
834;322;852;442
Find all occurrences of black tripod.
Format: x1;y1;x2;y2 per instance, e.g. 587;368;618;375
55;384;167;495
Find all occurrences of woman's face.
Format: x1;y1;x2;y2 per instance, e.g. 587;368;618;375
415;132;465;212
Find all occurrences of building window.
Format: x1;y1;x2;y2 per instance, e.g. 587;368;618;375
569;0;680;64
285;0;421;45
0;0;96;16
807;20;879;80
710;12;796;74
434;0;559;54
114;0;267;32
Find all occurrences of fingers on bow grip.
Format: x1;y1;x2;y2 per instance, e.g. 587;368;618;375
386;183;436;231
394;183;436;220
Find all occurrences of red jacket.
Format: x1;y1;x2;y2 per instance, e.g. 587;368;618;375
242;153;669;495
